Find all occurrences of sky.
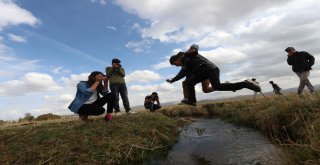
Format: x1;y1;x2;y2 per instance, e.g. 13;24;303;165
0;0;320;120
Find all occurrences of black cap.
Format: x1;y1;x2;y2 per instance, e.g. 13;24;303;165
285;47;295;52
112;58;121;64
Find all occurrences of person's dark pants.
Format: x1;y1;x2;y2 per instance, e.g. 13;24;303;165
144;102;161;112
78;93;116;115
275;90;282;95
187;68;251;103
110;83;131;112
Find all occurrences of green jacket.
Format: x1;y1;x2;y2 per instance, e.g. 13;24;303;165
106;67;126;84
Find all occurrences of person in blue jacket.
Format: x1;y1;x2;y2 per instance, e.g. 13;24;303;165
68;71;116;121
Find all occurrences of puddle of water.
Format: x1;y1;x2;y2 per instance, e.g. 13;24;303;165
149;118;286;165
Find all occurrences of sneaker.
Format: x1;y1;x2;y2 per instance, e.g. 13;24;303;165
181;100;197;106
244;79;261;92
105;114;113;121
125;108;132;113
181;98;188;102
79;114;88;121
128;111;137;114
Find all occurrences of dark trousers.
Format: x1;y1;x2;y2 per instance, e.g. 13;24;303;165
274;90;282;95
187;68;250;102
78;93;115;115
110;83;131;111
144;102;161;112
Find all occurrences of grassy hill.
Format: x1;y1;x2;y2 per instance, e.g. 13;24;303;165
1;92;319;164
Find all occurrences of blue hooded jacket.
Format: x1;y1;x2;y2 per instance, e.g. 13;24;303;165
68;81;107;113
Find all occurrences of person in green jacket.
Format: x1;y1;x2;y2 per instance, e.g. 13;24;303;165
106;58;131;113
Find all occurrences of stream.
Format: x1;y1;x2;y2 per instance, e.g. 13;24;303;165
149;118;287;165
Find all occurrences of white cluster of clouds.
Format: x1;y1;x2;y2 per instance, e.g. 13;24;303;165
8;33;26;43
117;0;320;81
0;0;40;30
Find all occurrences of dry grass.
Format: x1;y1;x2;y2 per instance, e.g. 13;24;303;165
160;92;320;164
0;113;186;164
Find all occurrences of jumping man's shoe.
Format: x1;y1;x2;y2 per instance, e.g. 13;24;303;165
244;79;261;92
181;100;197;106
125;108;131;113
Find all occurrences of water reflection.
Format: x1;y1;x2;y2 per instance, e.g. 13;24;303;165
150;118;285;165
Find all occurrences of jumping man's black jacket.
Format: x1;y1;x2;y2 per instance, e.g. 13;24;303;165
171;53;218;82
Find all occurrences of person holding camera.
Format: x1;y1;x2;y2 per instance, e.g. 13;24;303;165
106;58;132;113
68;71;116;121
144;92;161;112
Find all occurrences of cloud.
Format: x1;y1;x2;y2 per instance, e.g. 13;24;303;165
107;26;117;31
0;72;92;120
0;39;40;79
125;39;153;52
8;33;26;43
90;0;107;6
0;72;62;96
115;0;289;42
125;70;161;83
200;48;248;67
153;57;171;70
61;72;90;88
0;0;40;30
116;0;320;85
153;49;183;70
51;66;71;74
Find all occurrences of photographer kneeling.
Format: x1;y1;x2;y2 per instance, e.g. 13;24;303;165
68;71;116;121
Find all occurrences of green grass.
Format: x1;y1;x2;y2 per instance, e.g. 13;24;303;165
160;92;320;164
0;113;186;164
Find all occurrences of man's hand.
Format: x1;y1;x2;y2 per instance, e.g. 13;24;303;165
166;79;172;83
112;63;120;68
95;74;106;82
